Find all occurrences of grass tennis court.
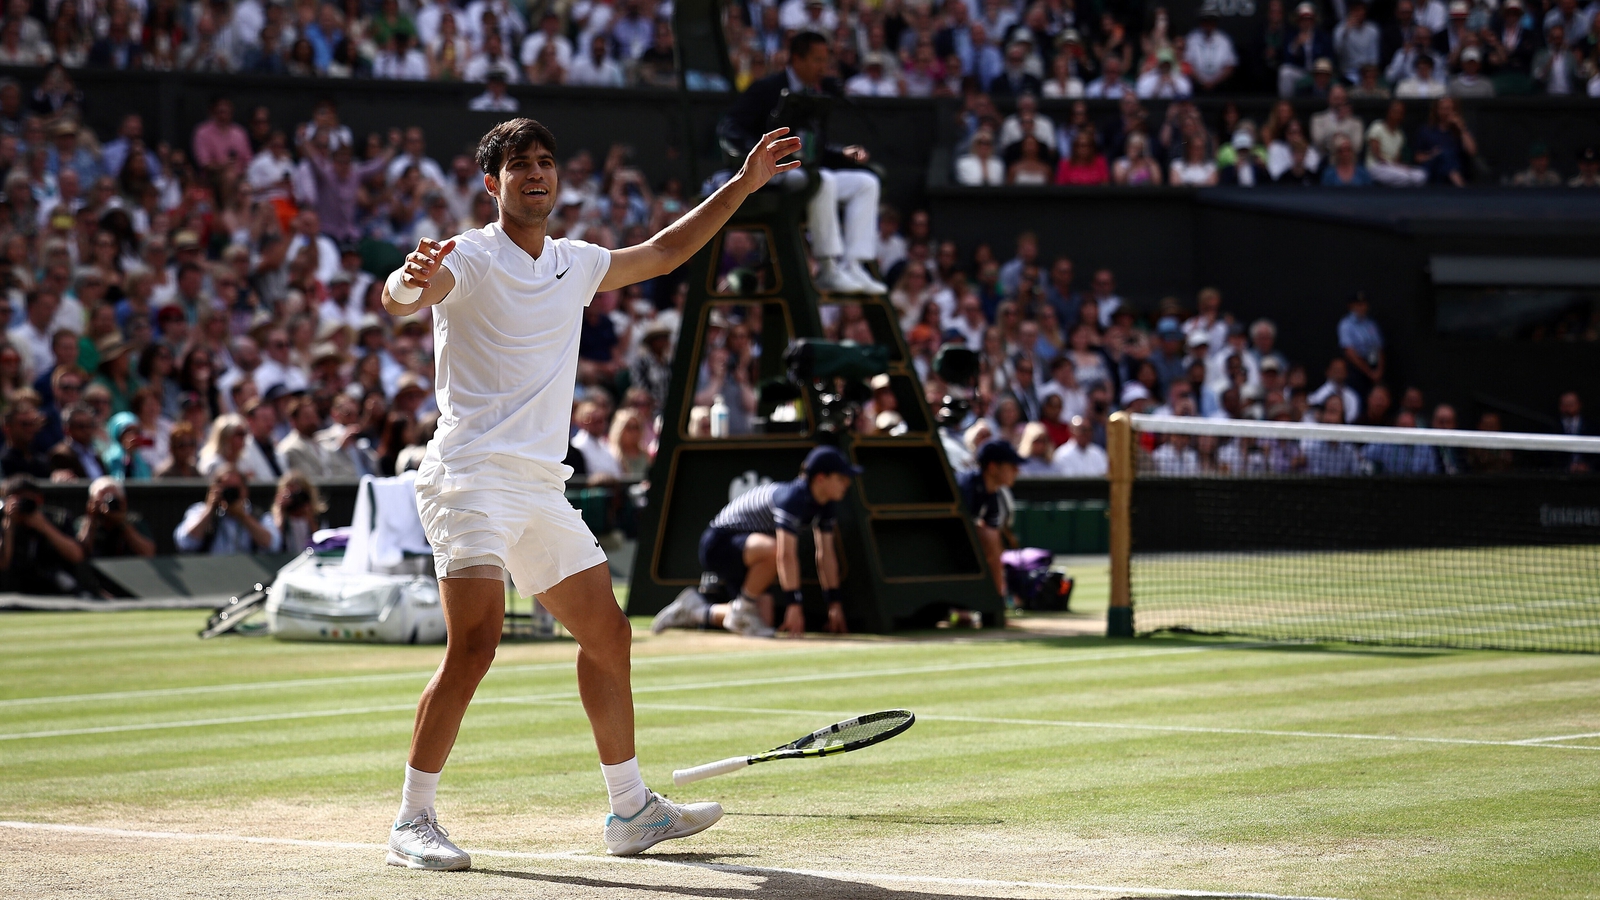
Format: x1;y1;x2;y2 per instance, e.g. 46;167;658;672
1133;545;1600;652
5;599;1600;900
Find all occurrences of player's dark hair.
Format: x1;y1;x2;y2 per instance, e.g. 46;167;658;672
788;30;828;60
475;118;559;177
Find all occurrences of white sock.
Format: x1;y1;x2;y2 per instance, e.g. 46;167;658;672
600;757;649;818
397;764;441;824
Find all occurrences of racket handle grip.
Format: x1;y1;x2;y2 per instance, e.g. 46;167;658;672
672;756;749;786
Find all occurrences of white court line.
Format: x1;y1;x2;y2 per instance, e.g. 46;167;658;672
1509;731;1600;745
620;702;1600;753
0;645;1225;742
0;821;1357;900
0;647;865;709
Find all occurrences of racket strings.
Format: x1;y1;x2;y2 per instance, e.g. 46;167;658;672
796;712;912;750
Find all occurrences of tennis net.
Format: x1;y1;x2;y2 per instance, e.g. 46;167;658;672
1107;413;1600;653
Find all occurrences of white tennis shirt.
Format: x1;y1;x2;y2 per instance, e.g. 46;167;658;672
429;223;611;473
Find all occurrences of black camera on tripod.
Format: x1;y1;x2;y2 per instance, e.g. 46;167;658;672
931;346;980;432
757;339;890;435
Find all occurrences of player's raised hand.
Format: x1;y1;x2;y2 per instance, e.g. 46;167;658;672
736;128;804;191
403;237;457;290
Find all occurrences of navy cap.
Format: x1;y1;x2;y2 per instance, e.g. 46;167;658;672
804;445;864;478
976;439;1025;468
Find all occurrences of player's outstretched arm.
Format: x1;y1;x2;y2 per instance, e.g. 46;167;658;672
383;237;458;316
599;128;802;293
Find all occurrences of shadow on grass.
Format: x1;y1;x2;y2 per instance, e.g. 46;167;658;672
471;863;1033;900
726;812;1003;826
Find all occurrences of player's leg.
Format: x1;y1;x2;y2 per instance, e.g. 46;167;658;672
388;565;502;872
537;561;723;855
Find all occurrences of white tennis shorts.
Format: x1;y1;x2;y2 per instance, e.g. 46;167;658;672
415;451;607;597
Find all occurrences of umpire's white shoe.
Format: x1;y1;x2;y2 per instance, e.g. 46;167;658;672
604;791;724;856
651;588;709;634
813;258;861;294
387;809;471;871
723;597;775;638
842;258;888;295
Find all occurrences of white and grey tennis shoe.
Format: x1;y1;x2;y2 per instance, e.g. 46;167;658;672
651;588;709;634
604;791;724;856
723;597;774;638
387;808;471;871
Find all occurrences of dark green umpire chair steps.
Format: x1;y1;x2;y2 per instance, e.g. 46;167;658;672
625;179;1004;632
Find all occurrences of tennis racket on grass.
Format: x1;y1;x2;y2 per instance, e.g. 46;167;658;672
672;709;915;786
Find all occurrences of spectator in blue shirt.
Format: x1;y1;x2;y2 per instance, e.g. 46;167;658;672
1321;133;1372;186
1362;410;1439;473
1338;289;1385;396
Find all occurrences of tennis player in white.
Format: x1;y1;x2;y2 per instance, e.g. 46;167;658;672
380;117;801;870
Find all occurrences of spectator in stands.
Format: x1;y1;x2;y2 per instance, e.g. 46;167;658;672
1137;49;1193;98
1186;3;1238;92
1303;394;1363;473
1363;409;1438;473
1571;146;1600;187
1170;139;1219;186
1533;25;1579;94
276;395;353;478
1511;143;1563;186
1056;130;1110;186
1310;85;1363;158
1085;55;1132;98
1;400;51;477
955;129;1004;186
1279;1;1332;97
1051;415;1107;477
1466;411;1515;473
1430;404;1464;473
158;421;201;478
989;37;1043;99
48;402;105;480
271;469;327;554
569;33;625;87
1334;0;1382;83
1448;47;1495;97
1396;47;1447;97
1322;133;1373;186
468;71;519;112
102;412;154;481
1220;131;1271;185
175;464;278;554
1112;133;1162;186
846;51;902;96
0;473;86;593
76;475;154;559
1415;97;1477;185
192;96;252;186
1365;101;1427;187
1361;384;1394;426
239;400;282;481
1309;357;1363;422
1556;391;1594;471
373;30;430;80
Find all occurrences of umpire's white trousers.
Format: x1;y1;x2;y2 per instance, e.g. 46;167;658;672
808;167;879;262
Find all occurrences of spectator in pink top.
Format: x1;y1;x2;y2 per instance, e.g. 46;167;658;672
1055;130;1110;185
191;96;252;184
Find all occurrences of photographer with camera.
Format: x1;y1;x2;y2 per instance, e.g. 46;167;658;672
270;469;327;554
174;464;279;555
0;474;88;594
76;476;155;559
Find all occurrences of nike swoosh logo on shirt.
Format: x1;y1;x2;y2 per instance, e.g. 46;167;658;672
556;268;571;279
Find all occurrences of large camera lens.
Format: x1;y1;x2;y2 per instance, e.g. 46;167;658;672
221;486;242;505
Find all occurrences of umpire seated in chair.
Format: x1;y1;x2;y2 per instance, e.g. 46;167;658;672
719;30;887;296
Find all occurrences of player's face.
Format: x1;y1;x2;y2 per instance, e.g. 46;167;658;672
489;142;558;225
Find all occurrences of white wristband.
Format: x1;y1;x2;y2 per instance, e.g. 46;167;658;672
386;268;423;304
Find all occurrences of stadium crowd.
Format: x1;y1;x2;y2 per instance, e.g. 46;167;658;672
719;0;1600;100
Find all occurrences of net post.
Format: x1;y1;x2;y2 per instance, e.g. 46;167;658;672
1106;411;1134;638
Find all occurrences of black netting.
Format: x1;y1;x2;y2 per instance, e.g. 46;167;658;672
1128;428;1600;653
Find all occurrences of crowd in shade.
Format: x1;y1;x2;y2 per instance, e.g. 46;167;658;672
951;88;1600;187
0;0;681;88
0;68;689;576
721;0;1600;98
826;217;1594;479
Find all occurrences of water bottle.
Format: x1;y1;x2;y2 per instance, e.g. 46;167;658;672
710;394;730;438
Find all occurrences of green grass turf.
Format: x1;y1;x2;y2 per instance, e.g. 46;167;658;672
1133;545;1600;653
4;607;1600;899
